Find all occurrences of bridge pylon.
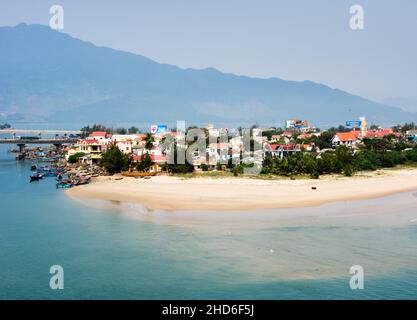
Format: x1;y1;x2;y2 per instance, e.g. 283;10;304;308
17;143;26;153
53;143;63;151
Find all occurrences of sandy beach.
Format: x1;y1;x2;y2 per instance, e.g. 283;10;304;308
66;168;417;212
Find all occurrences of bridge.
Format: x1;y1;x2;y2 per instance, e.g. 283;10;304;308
0;129;82;136
0;129;82;153
0;138;79;152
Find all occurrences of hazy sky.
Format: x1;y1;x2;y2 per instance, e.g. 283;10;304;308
1;0;416;102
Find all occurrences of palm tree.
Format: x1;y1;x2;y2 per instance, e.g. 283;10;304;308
144;132;155;153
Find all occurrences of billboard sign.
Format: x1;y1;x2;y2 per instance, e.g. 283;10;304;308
151;124;167;134
345;120;362;128
286;119;308;129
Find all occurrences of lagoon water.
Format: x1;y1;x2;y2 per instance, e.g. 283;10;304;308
1;143;417;299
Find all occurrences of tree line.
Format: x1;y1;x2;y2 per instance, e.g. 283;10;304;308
262;143;417;178
80;124;140;136
0;123;11;129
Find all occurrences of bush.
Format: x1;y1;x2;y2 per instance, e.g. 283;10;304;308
343;164;354;177
216;162;222;171
68;152;86;163
201;163;209;171
310;170;320;179
405;149;417;162
353;150;380;171
317;152;341;174
166;163;195;174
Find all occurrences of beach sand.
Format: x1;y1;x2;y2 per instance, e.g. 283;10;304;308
66;168;417;212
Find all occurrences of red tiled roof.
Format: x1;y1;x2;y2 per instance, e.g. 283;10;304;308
265;143;300;151
278;144;300;151
267;143;280;151
365;129;394;139
89;131;107;137
80;139;101;145
335;132;357;142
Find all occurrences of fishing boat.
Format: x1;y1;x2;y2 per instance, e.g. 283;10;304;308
36;166;65;177
56;182;72;189
72;176;91;186
30;173;44;182
16;154;26;160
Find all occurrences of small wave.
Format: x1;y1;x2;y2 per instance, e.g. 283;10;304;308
119;201;150;215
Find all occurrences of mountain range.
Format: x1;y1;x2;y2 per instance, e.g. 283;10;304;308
1;23;416;127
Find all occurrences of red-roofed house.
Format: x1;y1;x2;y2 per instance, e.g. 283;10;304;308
115;141;133;155
365;128;397;139
88;131;111;143
89;131;107;138
271;135;281;142
332;131;359;148
77;139;107;153
263;143;301;158
67;138;108;163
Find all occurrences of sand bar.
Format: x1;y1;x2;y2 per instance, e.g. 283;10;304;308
66;168;417;211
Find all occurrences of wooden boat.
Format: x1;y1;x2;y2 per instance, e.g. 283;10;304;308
121;171;157;177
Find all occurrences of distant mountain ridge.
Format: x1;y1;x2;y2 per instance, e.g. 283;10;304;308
0;23;416;127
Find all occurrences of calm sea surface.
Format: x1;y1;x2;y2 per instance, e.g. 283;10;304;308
1;128;417;299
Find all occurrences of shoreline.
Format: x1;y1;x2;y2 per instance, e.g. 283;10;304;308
66;168;417;212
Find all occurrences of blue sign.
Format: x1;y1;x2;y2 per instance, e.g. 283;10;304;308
151;124;167;134
345;120;362;128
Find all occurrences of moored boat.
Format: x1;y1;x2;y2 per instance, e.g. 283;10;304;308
30;173;44;182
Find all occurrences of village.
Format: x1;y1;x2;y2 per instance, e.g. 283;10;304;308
4;117;416;187
56;117;417;182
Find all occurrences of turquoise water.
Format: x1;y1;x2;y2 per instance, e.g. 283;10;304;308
1;144;417;299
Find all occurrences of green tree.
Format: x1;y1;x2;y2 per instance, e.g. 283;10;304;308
100;145;131;174
68;152;86;164
136;153;153;172
80;124;111;137
335;146;354;176
128;126;139;134
312;131;335;149
144;132;155;151
115;128;127;134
